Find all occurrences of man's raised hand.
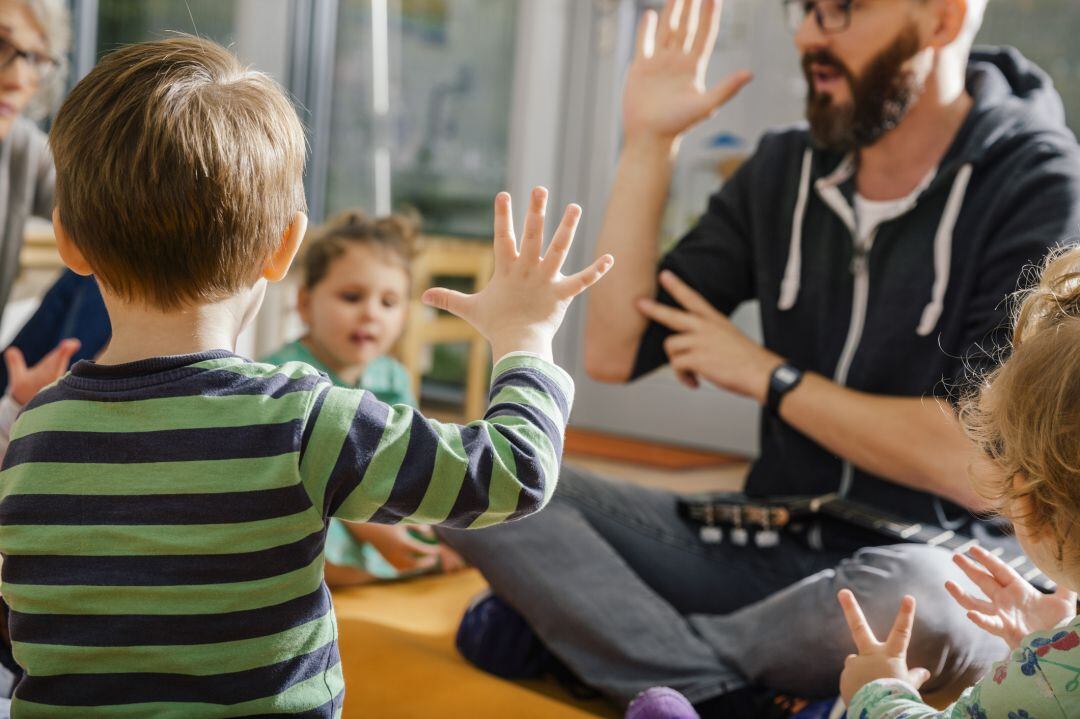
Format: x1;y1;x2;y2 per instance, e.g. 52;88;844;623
623;0;752;148
422;188;613;361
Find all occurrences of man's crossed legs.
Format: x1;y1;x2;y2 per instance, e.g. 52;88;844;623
440;465;1005;707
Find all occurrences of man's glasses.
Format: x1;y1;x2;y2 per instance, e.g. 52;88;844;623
0;36;59;84
783;0;854;35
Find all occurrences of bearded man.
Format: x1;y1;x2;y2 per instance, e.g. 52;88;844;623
440;0;1080;715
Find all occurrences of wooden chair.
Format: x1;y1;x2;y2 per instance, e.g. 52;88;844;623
399;236;493;420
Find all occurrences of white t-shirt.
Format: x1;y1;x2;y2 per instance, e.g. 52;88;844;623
854;169;937;245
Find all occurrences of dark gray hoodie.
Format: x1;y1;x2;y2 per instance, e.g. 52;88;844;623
634;47;1080;529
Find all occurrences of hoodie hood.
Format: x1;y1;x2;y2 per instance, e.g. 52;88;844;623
939;46;1074;178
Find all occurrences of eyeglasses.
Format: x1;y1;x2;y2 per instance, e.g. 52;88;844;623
783;0;854;35
0;36;59;84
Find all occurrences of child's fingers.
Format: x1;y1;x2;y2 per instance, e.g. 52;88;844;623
519;187;549;262
47;339;81;375
837;589;879;653
965;610;1006;637
945;580;996;615
541;204;582;275
558;254;614;300
953;552;1004;597
3;347;26;379
908;667;931;689
883;595;917;658
968;544;1024;587
421;288;474;321
635;9;658;60
492;192;518;267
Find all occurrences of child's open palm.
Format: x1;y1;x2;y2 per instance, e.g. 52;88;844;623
422;188;613;361
838;589;932;705
946;545;1078;650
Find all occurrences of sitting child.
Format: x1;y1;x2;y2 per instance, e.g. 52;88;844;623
263;210;464;586
0;35;611;717
838;248;1080;717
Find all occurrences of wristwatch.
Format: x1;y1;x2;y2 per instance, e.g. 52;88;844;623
767;362;804;416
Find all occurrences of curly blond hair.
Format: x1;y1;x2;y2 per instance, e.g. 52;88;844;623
960;247;1080;568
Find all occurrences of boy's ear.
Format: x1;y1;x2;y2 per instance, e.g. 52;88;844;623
52;207;94;277
263;211;308;283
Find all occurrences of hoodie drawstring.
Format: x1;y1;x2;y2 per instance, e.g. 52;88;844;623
778;148;814;311
917;163;973;337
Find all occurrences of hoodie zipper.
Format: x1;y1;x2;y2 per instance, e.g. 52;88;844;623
829;226;872;496
833;230;876;497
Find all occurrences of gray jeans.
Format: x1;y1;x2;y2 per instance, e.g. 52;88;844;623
439;465;1007;707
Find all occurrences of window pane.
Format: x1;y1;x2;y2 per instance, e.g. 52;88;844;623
97;1;237;55
977;1;1080;135
95;0;292;82
326;0;519;237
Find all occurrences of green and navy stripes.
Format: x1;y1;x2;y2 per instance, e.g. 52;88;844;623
0;350;572;717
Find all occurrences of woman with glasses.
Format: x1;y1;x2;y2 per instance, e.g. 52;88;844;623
0;4;69;711
0;1;110;405
0;0;65;316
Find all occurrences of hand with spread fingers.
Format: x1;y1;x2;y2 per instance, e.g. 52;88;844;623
623;0;752;148
422;187;614;362
946;545;1078;651
838;589;932;705
4;338;81;405
636;270;782;400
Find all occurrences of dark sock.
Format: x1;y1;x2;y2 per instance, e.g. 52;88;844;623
694;688;800;719
693;688;761;719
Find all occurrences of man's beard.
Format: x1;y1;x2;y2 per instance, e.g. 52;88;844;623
803;25;924;152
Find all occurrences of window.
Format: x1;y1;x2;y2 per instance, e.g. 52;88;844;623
325;0;519;236
977;1;1080;135
93;0;293;85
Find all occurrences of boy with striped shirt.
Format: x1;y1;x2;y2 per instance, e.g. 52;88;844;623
0;37;612;717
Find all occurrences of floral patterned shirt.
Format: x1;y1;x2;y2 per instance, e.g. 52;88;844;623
850;617;1080;719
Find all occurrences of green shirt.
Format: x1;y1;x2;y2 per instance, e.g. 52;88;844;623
262;340;415;407
262;341;418;577
0;351;572;717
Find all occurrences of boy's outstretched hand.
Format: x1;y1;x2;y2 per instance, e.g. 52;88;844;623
946;545;1078;650
838;589;931;705
422;188;614;361
4;339;81;405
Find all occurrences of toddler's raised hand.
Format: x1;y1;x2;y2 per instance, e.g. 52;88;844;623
422;188;614;361
838;589;931;705
946;545;1078;650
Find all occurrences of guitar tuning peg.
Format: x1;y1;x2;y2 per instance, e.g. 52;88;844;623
731;527;749;546
699;526;723;544
755;530;780;548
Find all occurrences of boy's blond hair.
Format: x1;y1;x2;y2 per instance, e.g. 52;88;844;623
49;36;307;310
960;247;1080;570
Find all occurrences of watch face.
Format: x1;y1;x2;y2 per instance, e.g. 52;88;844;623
775;366;800;385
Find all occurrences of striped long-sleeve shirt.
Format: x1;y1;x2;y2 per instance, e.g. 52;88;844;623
0;350;573;718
